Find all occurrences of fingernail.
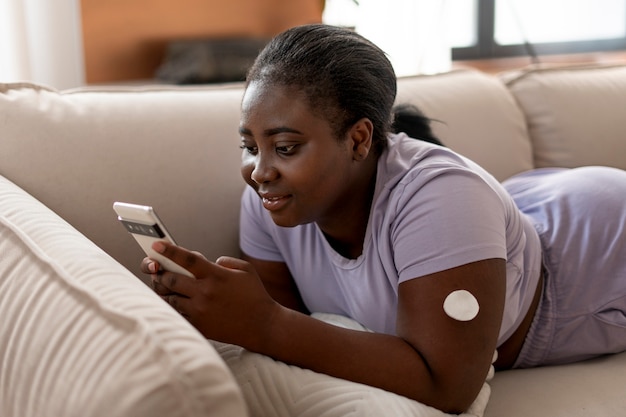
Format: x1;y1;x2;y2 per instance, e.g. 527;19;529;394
153;241;165;253
148;261;157;273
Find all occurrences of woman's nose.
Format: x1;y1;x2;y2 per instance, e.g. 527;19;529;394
250;155;279;184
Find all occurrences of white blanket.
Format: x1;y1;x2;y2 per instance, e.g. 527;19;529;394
213;313;492;417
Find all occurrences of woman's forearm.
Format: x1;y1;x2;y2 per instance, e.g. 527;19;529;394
252;305;481;414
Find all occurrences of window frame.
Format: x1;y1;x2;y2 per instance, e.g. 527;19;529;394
451;0;626;61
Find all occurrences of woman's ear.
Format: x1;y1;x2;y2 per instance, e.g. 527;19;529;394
349;118;374;161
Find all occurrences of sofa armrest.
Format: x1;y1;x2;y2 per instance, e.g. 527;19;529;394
0;175;247;417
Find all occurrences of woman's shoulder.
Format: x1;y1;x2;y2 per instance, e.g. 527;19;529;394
377;134;510;210
381;133;482;186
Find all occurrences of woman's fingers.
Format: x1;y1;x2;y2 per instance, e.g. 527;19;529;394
152;275;173;295
150;241;218;296
161;293;191;316
215;255;252;271
153;269;197;297
140;256;160;274
141;256;170;294
153;241;205;274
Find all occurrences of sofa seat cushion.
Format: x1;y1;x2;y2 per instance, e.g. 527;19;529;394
485;351;626;417
0;176;247;417
503;64;626;170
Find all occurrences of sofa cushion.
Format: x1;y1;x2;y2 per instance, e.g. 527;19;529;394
0;175;247;417
396;70;534;181
0;82;246;280
486;351;626;417
213;313;494;417
503;64;626;170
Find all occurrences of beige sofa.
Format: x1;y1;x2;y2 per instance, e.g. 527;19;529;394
1;63;626;417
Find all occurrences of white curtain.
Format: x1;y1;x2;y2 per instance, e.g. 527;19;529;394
323;0;451;76
0;0;85;89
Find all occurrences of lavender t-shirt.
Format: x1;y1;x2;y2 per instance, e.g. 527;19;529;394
240;133;541;345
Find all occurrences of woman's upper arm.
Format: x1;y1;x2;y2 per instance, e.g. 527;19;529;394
396;258;506;406
241;252;309;314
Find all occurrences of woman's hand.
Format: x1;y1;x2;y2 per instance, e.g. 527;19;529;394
141;256;173;297
141;241;280;350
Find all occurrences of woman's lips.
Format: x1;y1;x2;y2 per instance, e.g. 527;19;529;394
261;194;291;211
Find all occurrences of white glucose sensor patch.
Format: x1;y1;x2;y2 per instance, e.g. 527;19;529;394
443;290;480;321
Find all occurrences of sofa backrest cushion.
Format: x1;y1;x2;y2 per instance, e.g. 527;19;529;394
0;74;533;279
0;175;247;417
396;70;534;181
0;82;246;279
503;64;626;170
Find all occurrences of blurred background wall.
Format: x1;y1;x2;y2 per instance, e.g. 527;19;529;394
80;0;323;84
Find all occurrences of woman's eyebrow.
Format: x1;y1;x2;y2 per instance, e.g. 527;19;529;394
238;126;303;137
265;126;303;136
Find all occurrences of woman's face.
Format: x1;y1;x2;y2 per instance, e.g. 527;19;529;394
239;81;365;229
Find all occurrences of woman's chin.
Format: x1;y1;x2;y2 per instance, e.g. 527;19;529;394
268;212;313;228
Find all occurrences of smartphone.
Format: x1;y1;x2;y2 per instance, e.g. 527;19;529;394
113;202;194;277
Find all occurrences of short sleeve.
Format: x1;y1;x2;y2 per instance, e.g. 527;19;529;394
391;166;508;283
239;186;284;262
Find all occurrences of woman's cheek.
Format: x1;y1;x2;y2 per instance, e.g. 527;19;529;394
241;157;254;184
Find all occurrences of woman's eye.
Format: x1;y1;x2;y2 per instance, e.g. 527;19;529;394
276;144;298;155
239;144;258;155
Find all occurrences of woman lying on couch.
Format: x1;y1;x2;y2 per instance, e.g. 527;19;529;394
142;24;626;414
